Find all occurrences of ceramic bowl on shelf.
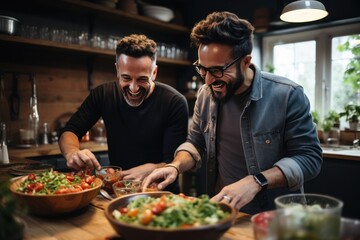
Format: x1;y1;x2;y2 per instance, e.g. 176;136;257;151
141;5;174;22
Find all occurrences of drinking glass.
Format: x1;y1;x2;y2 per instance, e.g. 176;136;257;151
112;180;142;197
274;193;343;240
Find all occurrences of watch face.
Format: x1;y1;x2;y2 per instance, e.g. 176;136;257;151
255;173;268;188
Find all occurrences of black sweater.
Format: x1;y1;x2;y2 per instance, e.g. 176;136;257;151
61;80;189;173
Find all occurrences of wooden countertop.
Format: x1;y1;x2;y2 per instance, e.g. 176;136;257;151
321;145;360;161
0;160;254;240
8;141;108;159
20;196;254;240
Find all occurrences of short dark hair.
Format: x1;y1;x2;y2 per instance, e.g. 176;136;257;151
190;11;254;57
116;34;157;62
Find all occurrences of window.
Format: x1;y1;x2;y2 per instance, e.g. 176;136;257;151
262;22;359;128
273;41;316;108
331;35;359;112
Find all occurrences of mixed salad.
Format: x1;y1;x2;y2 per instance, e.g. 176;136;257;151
16;169;97;195
112;193;229;228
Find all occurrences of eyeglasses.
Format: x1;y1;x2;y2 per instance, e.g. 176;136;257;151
193;54;246;78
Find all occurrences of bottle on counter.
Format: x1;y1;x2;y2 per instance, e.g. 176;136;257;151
0;122;9;164
50;131;58;144
28;73;39;146
41;122;49;145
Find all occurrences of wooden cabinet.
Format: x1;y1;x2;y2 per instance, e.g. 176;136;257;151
0;0;194;142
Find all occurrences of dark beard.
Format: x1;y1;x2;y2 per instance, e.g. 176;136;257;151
210;71;244;103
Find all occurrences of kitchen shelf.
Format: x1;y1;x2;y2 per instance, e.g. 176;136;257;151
0;34;191;66
33;0;190;35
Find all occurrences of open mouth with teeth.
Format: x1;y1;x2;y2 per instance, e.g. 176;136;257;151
128;90;141;97
211;80;226;91
122;87;147;107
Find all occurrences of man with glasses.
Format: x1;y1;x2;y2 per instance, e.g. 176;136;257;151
143;12;322;213
59;34;189;192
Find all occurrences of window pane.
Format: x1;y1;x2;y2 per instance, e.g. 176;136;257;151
273;41;316;109
331;35;358;113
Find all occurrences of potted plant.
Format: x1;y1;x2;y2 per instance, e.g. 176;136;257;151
311;110;320;126
321;119;334;144
326;110;340;128
339;103;360;130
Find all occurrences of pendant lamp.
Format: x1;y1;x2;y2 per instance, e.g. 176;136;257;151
280;0;328;23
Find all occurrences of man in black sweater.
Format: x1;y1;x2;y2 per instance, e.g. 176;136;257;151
59;34;189;192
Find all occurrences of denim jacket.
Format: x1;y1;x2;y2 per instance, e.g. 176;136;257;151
176;64;322;203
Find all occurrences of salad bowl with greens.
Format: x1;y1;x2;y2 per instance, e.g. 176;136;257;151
104;191;237;240
9;169;102;216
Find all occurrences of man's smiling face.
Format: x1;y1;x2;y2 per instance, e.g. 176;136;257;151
115;54;157;107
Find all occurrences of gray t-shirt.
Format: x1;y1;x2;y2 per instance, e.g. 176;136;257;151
215;87;251;193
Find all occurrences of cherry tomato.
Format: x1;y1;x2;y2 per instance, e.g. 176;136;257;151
66;174;75;182
119;207;128;214
55;187;70;194
70;186;82;192
26;183;36;191
28;174;36;181
140;209;153;225
151;201;167;215
85;175;95;184
106;168;115;174
179;193;186;198
127;208;139;217
181;224;193;228
253;211;275;228
34;183;44;192
80;181;91;190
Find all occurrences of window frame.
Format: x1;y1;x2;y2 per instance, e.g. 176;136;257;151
262;23;360;118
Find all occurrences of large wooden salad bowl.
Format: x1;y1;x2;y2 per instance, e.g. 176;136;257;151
105;191;237;240
9;175;102;216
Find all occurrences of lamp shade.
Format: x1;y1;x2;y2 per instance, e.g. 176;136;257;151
280;0;328;23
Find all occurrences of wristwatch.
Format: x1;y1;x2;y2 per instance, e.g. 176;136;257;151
253;173;268;190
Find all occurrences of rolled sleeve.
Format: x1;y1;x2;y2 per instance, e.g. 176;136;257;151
274;157;304;191
174;142;202;169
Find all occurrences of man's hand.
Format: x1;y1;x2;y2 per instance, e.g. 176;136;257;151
121;163;162;181
65;149;101;170
142;166;178;192
211;175;261;210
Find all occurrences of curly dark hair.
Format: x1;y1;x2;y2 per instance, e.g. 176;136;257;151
190;11;254;57
116;34;157;62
